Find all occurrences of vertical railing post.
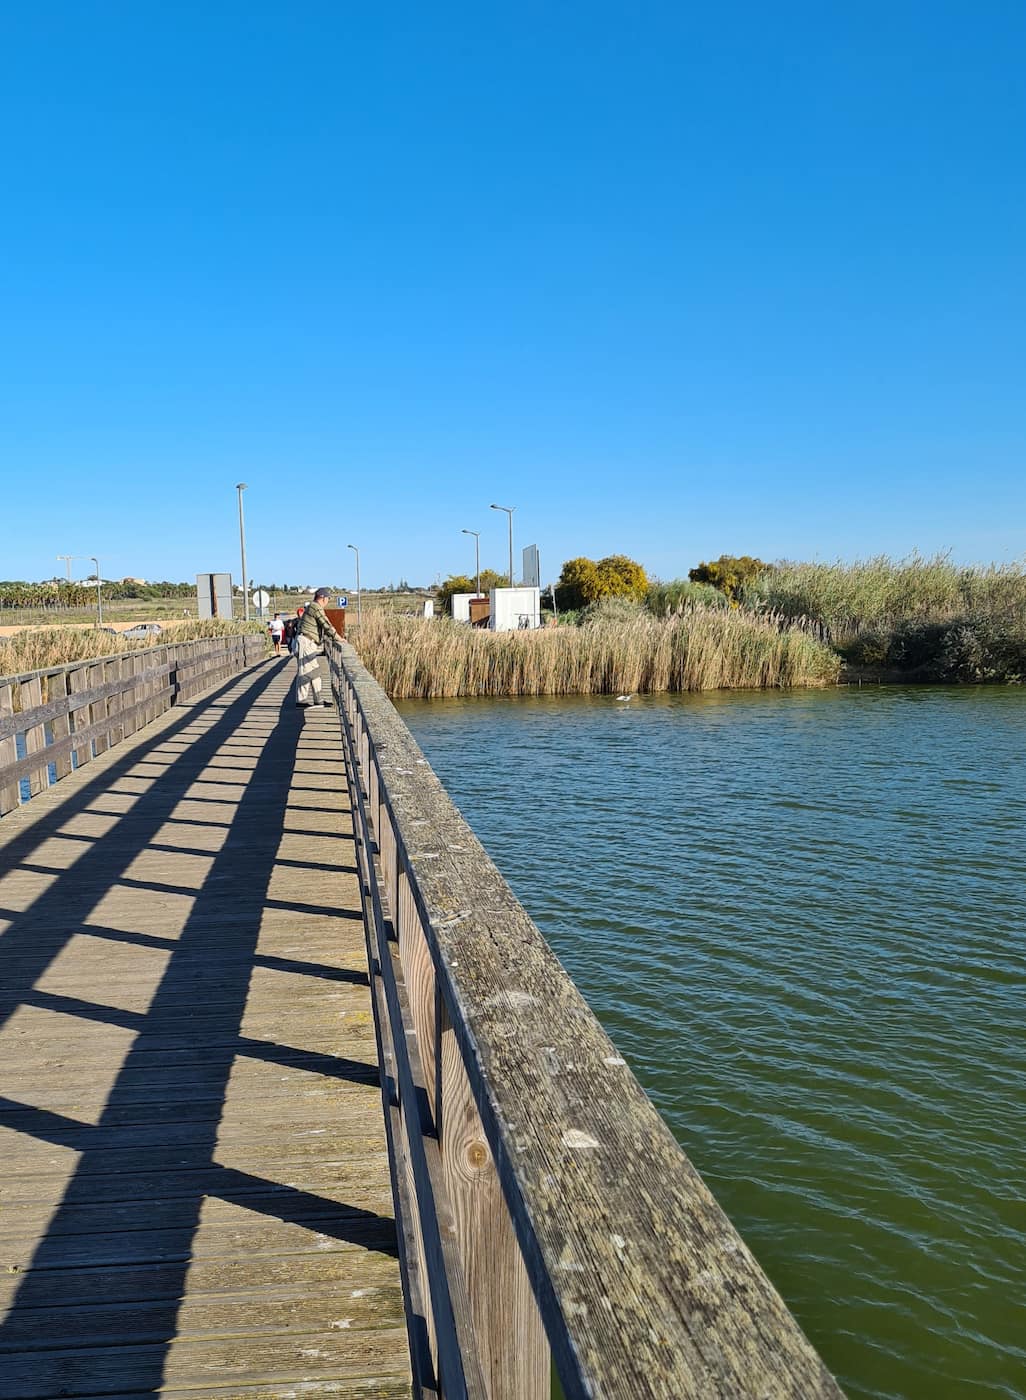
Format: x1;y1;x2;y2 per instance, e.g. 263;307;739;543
121;655;138;740
393;884;441;1385
50;671;74;781
68;664;92;769
87;661;108;755
0;683;19;813
396;869;438;1120
105;657;124;747
20;677;47;796
437;1002;550;1400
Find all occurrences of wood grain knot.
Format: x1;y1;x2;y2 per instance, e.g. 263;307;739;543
466;1140;489;1170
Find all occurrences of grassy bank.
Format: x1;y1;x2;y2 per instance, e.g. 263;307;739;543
746;556;1026;682
753;555;1026;632
352;607;839;699
0;619;269;678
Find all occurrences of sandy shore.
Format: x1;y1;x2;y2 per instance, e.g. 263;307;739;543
0;618;202;639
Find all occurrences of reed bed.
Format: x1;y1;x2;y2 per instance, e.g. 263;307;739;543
646;578;728;614
0;619;267;679
352;608;840;699
753;555;1026;638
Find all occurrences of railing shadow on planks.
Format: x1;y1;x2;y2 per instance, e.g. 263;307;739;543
328;638;847;1400
0;634;267;813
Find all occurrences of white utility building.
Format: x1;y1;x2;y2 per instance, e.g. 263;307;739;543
489;586;541;631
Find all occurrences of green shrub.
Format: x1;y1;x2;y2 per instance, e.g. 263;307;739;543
555;554;649;610
555;557;601;610
689;554;768;603
835;630;892;669
865;616;1026;683
436;569;506;615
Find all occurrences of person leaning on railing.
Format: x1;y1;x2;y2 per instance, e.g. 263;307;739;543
294;589;342;709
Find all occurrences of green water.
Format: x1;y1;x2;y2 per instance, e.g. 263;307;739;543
398;686;1026;1400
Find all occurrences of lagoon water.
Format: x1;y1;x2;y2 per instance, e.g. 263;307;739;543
398;686;1026;1400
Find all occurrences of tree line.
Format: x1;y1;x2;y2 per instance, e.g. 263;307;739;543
436;553;767;614
0;580;100;609
0;579;300;608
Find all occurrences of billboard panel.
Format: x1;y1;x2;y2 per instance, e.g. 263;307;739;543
196;573;234;619
522;544;540;589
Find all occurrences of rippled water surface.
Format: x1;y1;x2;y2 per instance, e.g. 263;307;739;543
398;686;1026;1400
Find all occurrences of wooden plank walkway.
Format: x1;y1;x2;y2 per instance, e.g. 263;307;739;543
0;657;410;1398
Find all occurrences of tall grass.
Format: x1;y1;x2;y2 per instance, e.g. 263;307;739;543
646;578;729;614
352;608;839;699
0;620;267;679
753;554;1026;638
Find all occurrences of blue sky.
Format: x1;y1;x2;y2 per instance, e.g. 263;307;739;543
2;2;1024;589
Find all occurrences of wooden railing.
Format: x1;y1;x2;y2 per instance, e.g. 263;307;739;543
329;638;846;1400
0;634;267;814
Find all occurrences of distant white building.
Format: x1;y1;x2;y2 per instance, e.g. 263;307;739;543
452;590;541;628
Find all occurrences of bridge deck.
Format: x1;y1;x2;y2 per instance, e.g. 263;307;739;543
0;658;410;1398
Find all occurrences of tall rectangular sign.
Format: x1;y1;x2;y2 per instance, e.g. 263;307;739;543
196;573;234;619
522;544;540;589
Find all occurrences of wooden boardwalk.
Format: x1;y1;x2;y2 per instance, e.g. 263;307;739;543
0;658;410;1399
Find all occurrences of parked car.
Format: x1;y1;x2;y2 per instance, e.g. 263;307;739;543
122;623;163;640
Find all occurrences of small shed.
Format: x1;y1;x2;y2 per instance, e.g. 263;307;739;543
452;593;488;624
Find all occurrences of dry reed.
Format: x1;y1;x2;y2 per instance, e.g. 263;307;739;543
0;620;267;680
351;608;840;699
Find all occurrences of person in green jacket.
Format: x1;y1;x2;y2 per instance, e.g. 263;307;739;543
295;589;343;708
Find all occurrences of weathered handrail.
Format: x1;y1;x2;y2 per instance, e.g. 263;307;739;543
328;638;845;1400
0;634;267;814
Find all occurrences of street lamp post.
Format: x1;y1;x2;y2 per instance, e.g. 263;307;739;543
490;504;515;588
90;556;103;628
347;544;362;628
461;528;481;597
236;483;249;621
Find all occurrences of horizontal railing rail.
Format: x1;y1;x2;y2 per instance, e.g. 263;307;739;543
329;638;845;1400
0;634;268;814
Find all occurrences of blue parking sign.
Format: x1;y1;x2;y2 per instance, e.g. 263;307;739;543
337;595;348;607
